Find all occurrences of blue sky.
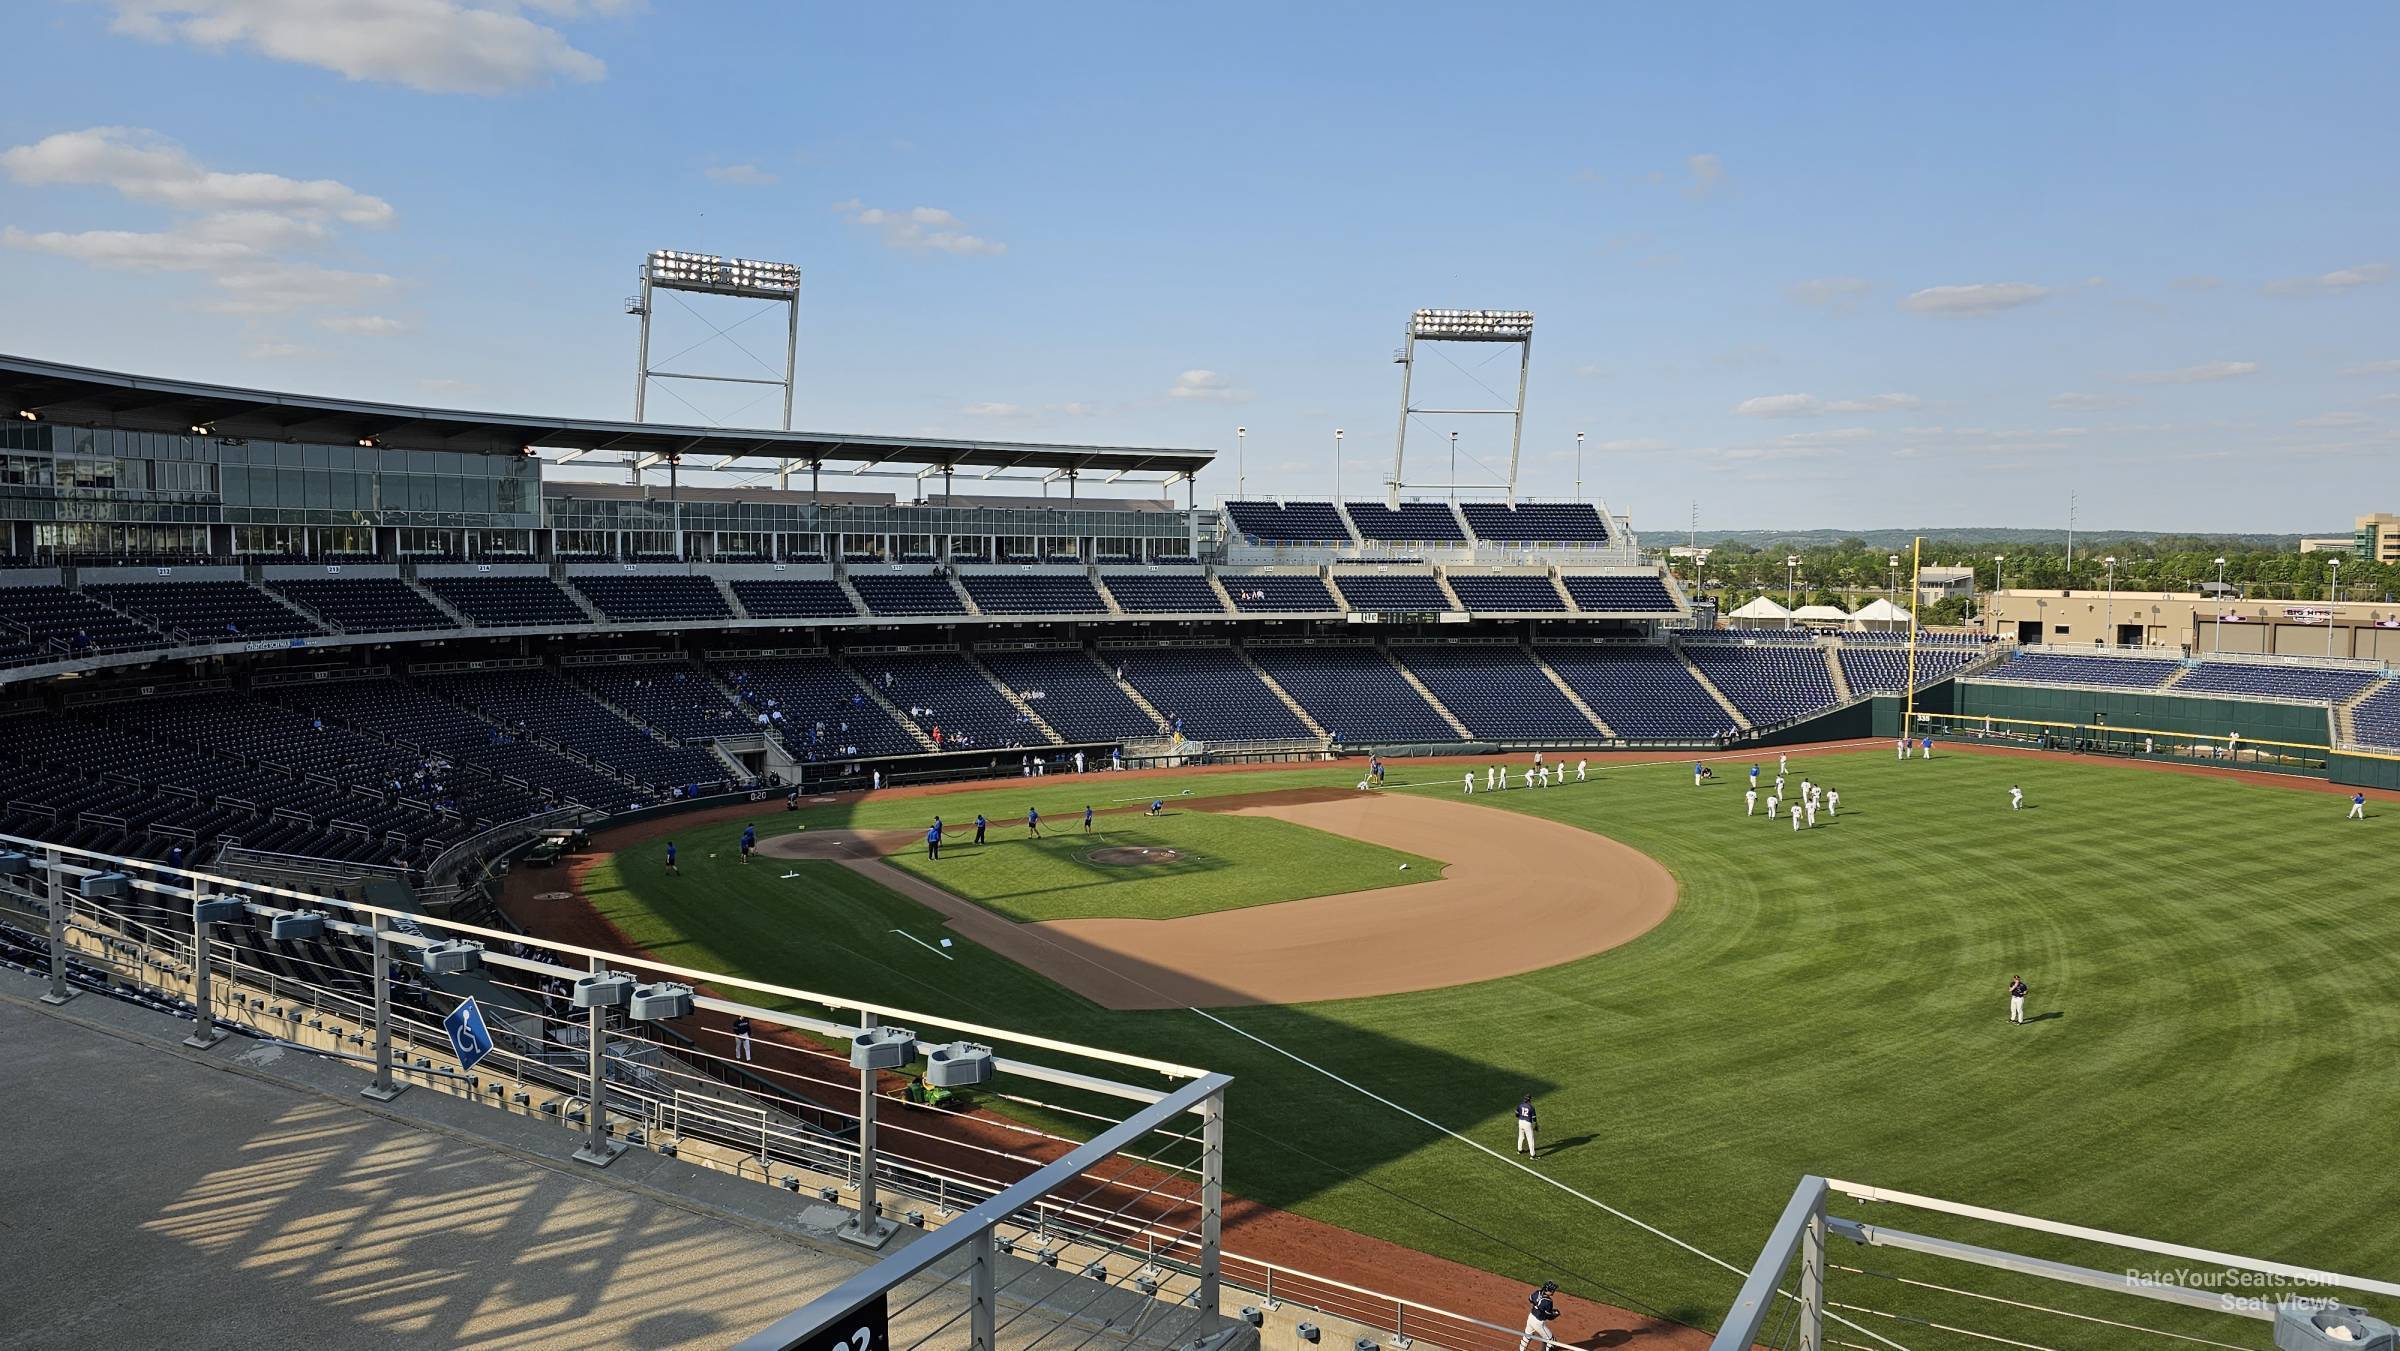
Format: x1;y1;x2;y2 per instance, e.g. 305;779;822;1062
2;2;2395;531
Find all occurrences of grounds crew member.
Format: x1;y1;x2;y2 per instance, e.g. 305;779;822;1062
974;813;987;845
926;821;942;859
1520;1281;1561;1350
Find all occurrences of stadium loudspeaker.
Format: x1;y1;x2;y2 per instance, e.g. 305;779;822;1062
572;971;634;1008
925;1040;996;1087
1239;1307;1261;1327
2276;1304;2396;1351
0;851;29;876
1296;1323;1321;1344
78;872;130;901
269;910;326;941
192;897;247;925
850;1025;918;1069
627;982;693;1021
419;939;484;975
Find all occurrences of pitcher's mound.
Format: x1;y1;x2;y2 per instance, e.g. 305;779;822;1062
1089;846;1184;867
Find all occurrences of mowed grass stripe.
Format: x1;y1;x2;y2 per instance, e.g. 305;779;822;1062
592;750;2400;1342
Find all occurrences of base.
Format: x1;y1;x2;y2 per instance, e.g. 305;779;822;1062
38;987;78;1007
359;1080;410;1103
182;1025;226;1050
838;1212;898;1249
572;1137;629;1168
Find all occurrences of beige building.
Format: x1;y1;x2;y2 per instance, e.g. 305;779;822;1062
1981;589;2400;662
2298;537;2356;554
2357;513;2400;563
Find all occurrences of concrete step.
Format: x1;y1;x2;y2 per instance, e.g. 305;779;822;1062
1380;647;1473;739
1525;644;1616;737
1235;647;1329;741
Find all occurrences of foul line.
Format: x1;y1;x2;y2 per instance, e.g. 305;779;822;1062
886;929;954;960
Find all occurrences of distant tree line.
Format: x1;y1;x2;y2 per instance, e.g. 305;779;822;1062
1675;536;2398;624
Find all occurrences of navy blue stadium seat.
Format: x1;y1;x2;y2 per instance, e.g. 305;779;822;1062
1539;645;1733;739
1223;575;1340;613
1562;574;1678;613
1395;645;1599;740
420;575;588;627
1099;573;1226;613
1223;501;1349;545
270;577;452;633
977;648;1157;742
1446;575;1566;612
2174;660;2380;703
961;574;1109;615
570;574;732;623
851;573;968;617
1684;645;1840;724
1246;646;1460;743
1105;646;1312;742
1986;651;2180;689
1331;574;1450;611
1342;502;1465;544
1460;503;1609;544
730;578;857;619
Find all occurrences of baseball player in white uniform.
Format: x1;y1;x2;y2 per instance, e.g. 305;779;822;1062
1779;752;1789;776
1897;737;1909;761
1487;765;1497;791
2010;784;2023;810
1464;772;1475;795
1826;788;1839;819
1745;787;1757;816
1576;759;1587;781
1791;801;1803;831
1766;793;1779;820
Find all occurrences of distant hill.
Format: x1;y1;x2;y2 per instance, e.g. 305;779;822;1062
1676;528;2329;550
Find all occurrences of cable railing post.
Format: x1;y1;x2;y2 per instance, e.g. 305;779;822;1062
1199;1084;1225;1316
968;1221;997;1351
572;954;628;1167
40;852;76;1007
1799;1184;1826;1351
183;896;225;1051
360;922;405;1101
840;1009;895;1247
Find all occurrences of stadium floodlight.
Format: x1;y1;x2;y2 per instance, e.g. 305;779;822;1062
629;247;804;453
1389;307;1534;506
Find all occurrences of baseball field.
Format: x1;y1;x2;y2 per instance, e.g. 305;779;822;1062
558;745;2400;1344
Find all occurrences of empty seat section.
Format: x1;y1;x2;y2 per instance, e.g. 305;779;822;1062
1563;575;1678;613
1986;651;2180;688
1222;575;1339;613
0;585;162;663
1837;645;1982;693
978;649;1157;742
91;580;324;640
850;573;967;617
574;662;752;740
1246;646;1460;743
2175;661;2380;702
705;656;922;758
960;574;1108;615
1099;574;1225;613
1460;502;1609;544
420;575;589;626
281;676;629;808
1331;575;1450;611
1447;575;1566;611
421;668;729;791
2351;682;2400;750
270;577;452;633
729;578;857;619
1342;502;1465;544
1106;647;1312;742
1540;646;1734;739
1397;646;1598;740
1685;645;1840;724
570;574;732;623
1223;501;1349;545
853;652;1046;749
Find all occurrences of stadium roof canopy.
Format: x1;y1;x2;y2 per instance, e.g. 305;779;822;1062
0;353;1216;484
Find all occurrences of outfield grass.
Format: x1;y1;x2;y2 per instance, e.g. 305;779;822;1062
882;810;1441;921
588;750;2400;1341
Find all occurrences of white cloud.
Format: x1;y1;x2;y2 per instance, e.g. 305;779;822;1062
1899;282;2050;316
103;0;617;95
834;199;1006;256
2;127;398;316
1572;363;1612;381
962;402;1022;418
1787;277;1872;308
317;313;405;335
419;378;474;394
2120;360;2259;385
2339;358;2400;377
1683;153;1727;201
1;127;392;223
1166;369;1244;403
2264;262;2390;296
2049;391;2135;410
2295;411;2370;429
704;163;777;186
2169;275;2222;291
1732;392;1918;418
244;339;307;359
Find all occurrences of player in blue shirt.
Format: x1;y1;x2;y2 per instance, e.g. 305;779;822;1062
2351;791;2367;820
1026;806;1042;837
664;841;678;875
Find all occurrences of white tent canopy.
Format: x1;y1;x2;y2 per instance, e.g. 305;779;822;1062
1850;598;1913;628
1728;595;1793;621
1792;604;1852;623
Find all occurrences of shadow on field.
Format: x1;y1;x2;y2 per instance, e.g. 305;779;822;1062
2024;1010;2065;1023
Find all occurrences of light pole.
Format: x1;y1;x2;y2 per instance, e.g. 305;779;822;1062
1334;428;1344;501
2329;557;2342;656
2213;557;2227;652
1235;427;1246;501
1888;553;1900;608
2104;556;2118;647
1992;554;2006;633
1448;430;1458;503
1575;431;1585;500
1784;554;1800;629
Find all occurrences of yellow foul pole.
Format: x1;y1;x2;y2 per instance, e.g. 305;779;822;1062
1902;536;1924;735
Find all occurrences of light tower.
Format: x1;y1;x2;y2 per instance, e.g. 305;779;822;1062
1387;308;1534;507
626;249;803;483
